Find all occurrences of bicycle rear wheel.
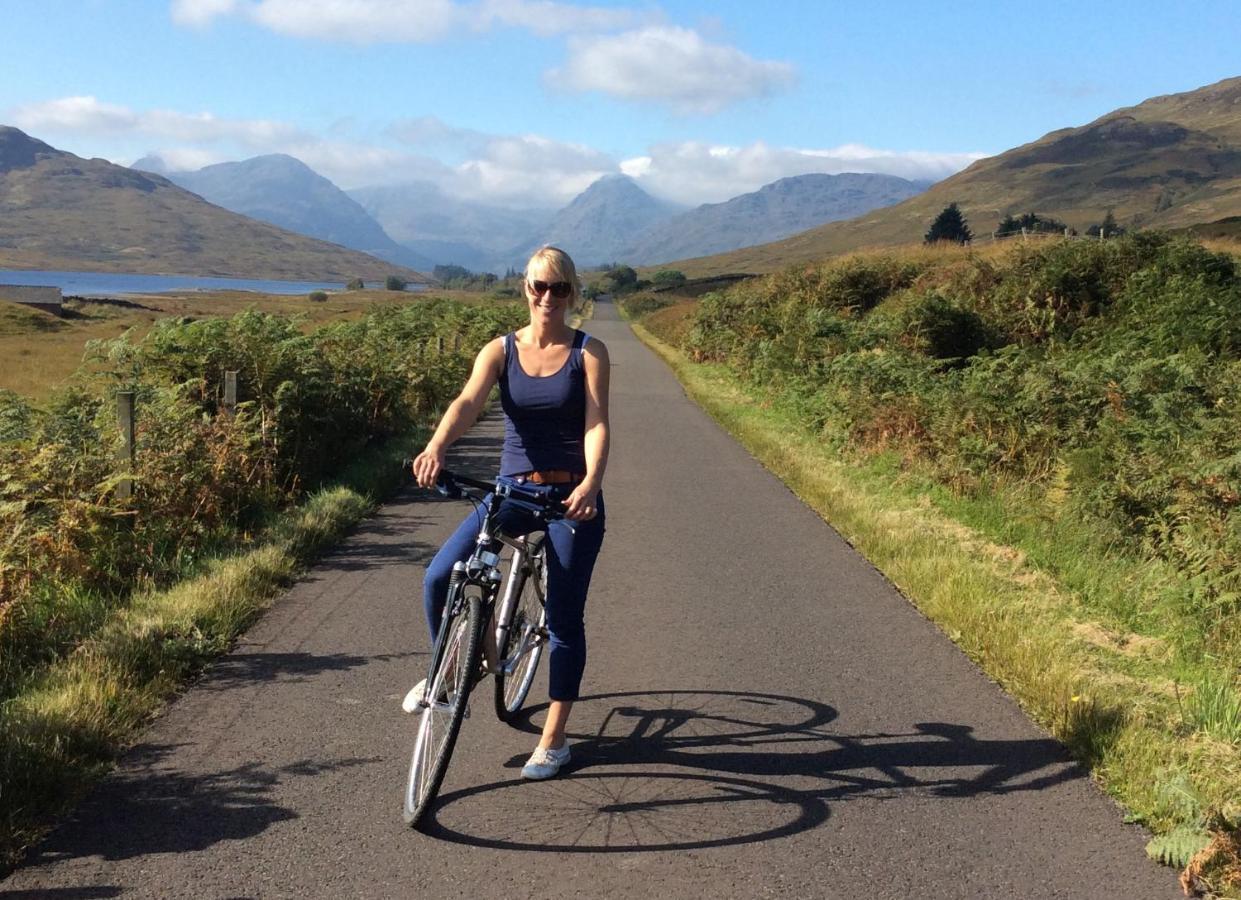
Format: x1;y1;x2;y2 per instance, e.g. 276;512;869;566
403;589;483;828
494;540;547;723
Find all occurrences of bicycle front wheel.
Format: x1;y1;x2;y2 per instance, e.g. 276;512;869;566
403;590;483;828
494;540;547;723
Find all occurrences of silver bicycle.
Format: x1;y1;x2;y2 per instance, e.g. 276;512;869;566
403;470;555;829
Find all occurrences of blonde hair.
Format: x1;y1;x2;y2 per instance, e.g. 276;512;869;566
524;245;581;308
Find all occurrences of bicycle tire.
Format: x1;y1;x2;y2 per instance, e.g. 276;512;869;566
494;540;548;723
403;589;484;828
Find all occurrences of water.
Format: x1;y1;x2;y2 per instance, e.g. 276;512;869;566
0;269;425;297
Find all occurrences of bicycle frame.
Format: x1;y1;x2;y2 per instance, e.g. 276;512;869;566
417;476;552;708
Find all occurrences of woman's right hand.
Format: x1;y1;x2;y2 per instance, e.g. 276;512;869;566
412;446;445;489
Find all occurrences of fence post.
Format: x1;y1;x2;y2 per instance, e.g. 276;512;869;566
436;335;444;354
1021;227;1027;242
116;391;135;501
451;333;460;352
223;370;238;414
1065;227;1071;238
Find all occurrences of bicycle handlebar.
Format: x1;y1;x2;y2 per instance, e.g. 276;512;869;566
435;469;566;521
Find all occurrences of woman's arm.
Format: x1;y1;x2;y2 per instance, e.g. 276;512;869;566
412;336;505;488
564;338;611;521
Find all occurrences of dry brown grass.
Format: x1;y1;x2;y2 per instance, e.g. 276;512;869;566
0;288;489;399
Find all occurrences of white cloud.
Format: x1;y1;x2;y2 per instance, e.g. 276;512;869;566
547;26;796;114
137;147;232;172
170;0;645;42
11;96;307;149
387;115;494;158
621;140;984;206
453;132;613;205
386;116;615;204
11;95;139;134
12;95;982;210
171;0;239;26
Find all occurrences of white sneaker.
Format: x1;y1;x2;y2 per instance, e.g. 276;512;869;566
401;679;427;714
521;743;571;780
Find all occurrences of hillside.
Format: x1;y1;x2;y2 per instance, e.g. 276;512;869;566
671;75;1241;276
0;128;424;281
623;173;928;265
147;154;434;271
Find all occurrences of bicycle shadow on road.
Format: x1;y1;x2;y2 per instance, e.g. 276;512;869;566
421;689;1082;853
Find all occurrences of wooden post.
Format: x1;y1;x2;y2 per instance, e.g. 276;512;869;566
451;333;460;352
117;391;135;501
1065;227;1071;238
223;370;238;413
1021;227;1027;242
436;335;444;354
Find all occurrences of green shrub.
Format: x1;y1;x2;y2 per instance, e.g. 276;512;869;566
345;278;365;291
308;290;328;302
675;234;1241;646
385;275;408;291
652;270;687;288
0;299;526;704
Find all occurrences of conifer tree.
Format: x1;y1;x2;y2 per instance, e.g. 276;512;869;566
925;203;973;244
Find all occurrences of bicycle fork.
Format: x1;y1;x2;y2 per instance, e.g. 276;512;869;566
418;562;469;709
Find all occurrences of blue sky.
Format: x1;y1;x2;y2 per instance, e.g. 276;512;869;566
2;1;1239;208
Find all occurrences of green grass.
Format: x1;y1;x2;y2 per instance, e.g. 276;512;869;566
0;428;421;871
632;321;1241;897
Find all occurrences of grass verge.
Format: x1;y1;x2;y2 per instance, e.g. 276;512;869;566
0;429;421;872
632;321;1241;897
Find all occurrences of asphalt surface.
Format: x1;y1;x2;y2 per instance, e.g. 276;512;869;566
2;298;1180;899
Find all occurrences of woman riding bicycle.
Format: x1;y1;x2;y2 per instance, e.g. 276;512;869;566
407;245;610;780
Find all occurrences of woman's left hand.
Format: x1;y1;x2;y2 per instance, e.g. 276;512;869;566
562;483;600;521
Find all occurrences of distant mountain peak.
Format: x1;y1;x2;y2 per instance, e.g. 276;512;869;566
0;126;64;173
623;171;927;266
131;153;171;175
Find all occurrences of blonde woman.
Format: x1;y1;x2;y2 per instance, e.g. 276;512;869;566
408;246;610;780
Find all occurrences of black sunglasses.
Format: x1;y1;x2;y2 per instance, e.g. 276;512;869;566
528;280;573;299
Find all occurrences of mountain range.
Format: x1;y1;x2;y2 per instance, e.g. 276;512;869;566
347;181;555;273
137;153;434;271
134;162;930;273
10;75;1241;282
623;173;931;265
0;127;421;281
674;75;1241;276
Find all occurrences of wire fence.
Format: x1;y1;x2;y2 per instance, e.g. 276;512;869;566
968;227;1120;247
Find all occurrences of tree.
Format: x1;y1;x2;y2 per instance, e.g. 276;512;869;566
1086;210;1125;239
385;275;408;291
995;212;1072;237
652;269;687;289
433;264;471;283
345;277;365;290
925;203;973;244
603;265;638;294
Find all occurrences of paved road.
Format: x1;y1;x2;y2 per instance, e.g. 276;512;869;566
3;299;1179;899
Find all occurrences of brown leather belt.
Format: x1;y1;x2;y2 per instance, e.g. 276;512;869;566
515;470;584;485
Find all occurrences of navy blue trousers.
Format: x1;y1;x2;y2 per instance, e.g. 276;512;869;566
423;480;605;702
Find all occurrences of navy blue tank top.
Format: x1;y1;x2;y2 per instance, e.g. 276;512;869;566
499;330;590;477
